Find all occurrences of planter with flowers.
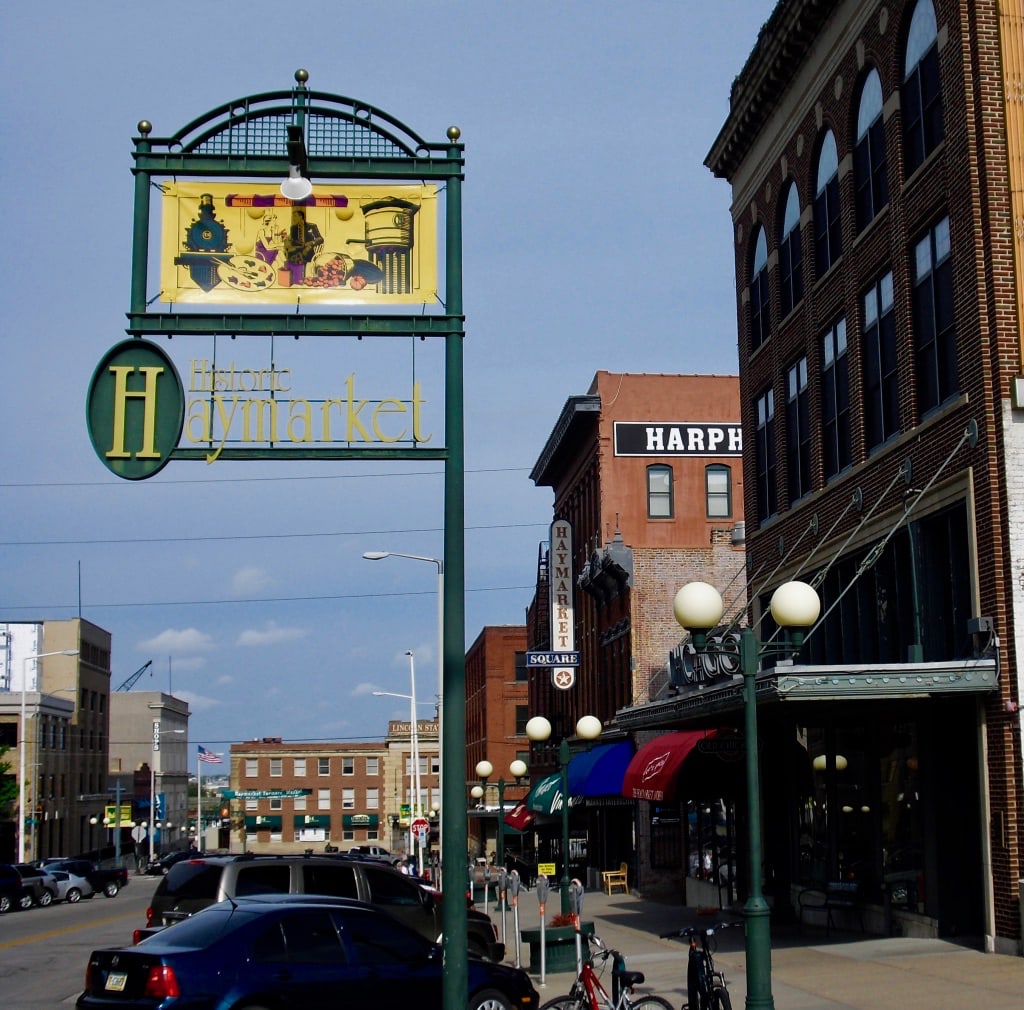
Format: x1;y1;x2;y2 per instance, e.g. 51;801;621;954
520;913;596;973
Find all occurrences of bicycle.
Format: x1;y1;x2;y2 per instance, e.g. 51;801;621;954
539;932;674;1010
659;920;743;1010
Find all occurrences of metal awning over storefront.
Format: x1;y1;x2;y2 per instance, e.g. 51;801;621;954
620;729;721;802
616;658;999;731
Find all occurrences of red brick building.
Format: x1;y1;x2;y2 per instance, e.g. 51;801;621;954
527;371;744;890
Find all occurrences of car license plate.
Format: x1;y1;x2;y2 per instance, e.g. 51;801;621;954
105;972;128;992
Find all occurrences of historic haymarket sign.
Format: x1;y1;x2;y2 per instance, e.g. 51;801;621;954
549;520;576;690
614;422;742;456
87;344;432;476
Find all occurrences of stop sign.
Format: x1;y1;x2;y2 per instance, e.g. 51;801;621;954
411;817;430;839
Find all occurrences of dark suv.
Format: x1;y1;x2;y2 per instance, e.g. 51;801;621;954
0;863;29;912
147;854;504;961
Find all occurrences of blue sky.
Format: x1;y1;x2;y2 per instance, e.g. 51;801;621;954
0;1;771;763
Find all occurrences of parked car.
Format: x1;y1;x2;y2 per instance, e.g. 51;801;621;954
348;843;401;865
144;848;197;876
48;868;96;903
45;859;129;897
0;863;30;913
80;896;536;1010
14;863;58;907
147;853;504;961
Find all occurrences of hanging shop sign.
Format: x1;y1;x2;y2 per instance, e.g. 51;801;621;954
160;183;438;306
549;519;576;690
613;422;742;456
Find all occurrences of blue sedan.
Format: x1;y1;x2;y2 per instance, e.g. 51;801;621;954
77;895;537;1010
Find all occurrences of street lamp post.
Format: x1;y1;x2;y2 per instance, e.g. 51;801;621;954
673;579;820;1010
524;714;602;915
19;648;78;863
474;758;528;872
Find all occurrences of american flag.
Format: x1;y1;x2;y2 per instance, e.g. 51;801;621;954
197;745;223;765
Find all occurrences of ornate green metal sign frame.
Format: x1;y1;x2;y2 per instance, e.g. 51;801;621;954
91;69;469;1009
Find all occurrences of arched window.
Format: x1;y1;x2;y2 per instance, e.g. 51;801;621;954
854;69;888;231
814;130;842;277
647;464;673;518
902;0;943;175
705;465;732;518
779;181;803;316
749;226;771;351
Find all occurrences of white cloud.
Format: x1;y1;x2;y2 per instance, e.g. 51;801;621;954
236;622;307;647
351;681;380;697
232;566;274;595
173;690;222;713
139;628;215;654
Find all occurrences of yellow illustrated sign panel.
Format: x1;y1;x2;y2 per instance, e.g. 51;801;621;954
160;182;438;305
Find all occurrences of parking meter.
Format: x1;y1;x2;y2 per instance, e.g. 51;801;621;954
507;869;521;966
497;867;509;935
569;878;585;972
536;875;550;985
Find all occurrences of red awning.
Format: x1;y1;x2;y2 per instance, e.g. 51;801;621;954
503;801;536;831
621;730;720;802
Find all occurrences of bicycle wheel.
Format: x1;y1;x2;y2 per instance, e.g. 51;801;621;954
538;996;585;1010
709;986;733;1010
626;996;675;1010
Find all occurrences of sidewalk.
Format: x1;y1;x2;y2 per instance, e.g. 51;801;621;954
480;887;1024;1009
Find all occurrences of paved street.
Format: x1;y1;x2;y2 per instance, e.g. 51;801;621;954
485;886;1024;1010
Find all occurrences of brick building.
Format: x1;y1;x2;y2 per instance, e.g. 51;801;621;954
527;371;744;890
615;0;1021;952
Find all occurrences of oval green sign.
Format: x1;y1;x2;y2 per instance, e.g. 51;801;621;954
86;339;185;480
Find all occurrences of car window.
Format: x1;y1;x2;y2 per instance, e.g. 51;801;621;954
161;862;225;900
362;866;419;906
144;907;249;949
234;863;291;896
280;910;347;964
302;863;358;900
341;910;426;965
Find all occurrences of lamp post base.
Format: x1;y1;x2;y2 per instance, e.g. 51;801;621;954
743;895;775;1010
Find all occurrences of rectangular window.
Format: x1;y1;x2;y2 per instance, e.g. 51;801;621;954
318;757;330;776
646;464;673;518
821;318;850;480
786;358;811;504
342;829;354;842
342;757;354;776
270;758;282;777
294;793;307;811
514;651;528;682
245;758;258;778
318;788;330;811
515;705;529;735
294;757;306;777
863;272;899;450
270;797;282;811
342;788;355;810
913;216;957;413
705;465;731;518
365;756;379;777
246;798;257;811
366;787;379;809
755;388;776;521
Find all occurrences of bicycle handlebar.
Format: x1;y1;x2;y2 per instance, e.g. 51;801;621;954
659;920;744;940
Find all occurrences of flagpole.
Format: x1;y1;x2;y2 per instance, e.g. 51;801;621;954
197;748;203;854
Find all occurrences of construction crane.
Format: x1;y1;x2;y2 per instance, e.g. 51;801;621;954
116;660;153;691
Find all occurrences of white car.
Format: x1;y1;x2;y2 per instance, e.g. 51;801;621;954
47;868;95;903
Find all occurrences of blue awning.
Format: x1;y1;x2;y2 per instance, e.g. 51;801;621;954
567;740;634;797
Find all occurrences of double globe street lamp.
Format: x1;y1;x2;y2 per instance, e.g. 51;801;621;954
673;579;820;1010
473;757;528;872
524;714;602;915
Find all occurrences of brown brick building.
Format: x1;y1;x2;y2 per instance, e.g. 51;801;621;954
619;0;1024;952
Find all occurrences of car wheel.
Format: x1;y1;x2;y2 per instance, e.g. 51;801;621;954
469;989;514;1010
103;881;120;897
18;892;34;910
37;889;54;907
66;888;82;903
0;894;11;913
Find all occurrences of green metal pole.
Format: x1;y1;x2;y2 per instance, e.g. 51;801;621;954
741;627;774;1010
130;127;152;318
440;127;466;1010
559;737;571;915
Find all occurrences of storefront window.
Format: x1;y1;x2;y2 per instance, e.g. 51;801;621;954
685;799;737;905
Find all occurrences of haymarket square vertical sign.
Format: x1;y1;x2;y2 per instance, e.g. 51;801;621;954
84;70;470;1010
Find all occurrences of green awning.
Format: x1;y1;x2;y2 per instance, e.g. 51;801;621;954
295;814;331;828
245;815;282;830
342;814;379;828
